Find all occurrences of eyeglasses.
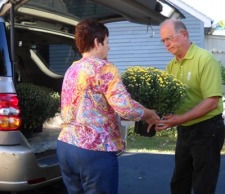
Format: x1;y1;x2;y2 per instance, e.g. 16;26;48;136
161;33;180;43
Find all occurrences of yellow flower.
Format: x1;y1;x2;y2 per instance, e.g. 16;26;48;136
121;66;187;115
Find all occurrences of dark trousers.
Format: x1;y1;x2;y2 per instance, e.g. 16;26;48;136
171;115;225;194
57;140;119;194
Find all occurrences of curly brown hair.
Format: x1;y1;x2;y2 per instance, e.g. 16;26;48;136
75;19;109;53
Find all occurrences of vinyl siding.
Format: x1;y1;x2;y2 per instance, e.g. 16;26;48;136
205;35;225;65
106;8;205;73
48;6;207;75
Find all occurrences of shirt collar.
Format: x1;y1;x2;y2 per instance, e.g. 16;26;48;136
175;42;195;63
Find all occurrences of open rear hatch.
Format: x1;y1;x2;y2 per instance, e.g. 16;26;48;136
2;0;184;28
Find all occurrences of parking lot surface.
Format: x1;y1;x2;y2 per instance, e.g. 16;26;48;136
1;152;225;194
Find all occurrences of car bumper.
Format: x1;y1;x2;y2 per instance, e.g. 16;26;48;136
0;131;61;192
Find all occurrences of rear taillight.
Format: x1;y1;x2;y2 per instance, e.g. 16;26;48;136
0;94;21;130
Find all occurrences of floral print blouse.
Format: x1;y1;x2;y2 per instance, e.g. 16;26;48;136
58;57;144;152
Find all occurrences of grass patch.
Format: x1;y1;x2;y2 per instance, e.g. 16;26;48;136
126;127;225;154
126;134;176;154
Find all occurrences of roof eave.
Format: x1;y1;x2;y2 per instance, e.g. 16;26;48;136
166;0;213;28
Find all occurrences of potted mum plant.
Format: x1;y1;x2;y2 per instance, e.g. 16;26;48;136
16;83;60;137
121;66;187;137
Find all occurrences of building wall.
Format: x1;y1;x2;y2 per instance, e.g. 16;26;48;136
205;35;225;65
106;9;205;73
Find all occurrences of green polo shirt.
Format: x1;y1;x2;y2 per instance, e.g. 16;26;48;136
166;43;223;126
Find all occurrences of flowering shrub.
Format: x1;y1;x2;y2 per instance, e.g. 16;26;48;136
220;63;225;85
16;83;60;130
121;66;187;115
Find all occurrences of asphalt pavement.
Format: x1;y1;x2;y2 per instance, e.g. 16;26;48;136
118;152;225;194
1;152;224;194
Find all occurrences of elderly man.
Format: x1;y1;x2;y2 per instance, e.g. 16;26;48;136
157;19;225;194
